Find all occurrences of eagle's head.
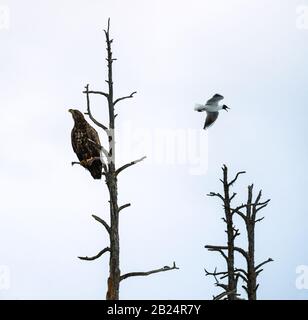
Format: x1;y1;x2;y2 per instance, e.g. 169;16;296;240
68;109;85;122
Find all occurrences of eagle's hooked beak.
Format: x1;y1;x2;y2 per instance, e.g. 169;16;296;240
68;109;73;113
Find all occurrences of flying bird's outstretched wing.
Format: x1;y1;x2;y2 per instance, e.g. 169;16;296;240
206;94;224;105
204;111;219;130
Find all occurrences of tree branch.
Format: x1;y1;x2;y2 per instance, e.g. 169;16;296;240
83;84;108;131
255;258;273;271
230;192;237;202
92;214;110;234
234;268;248;277
204;246;228;262
120;262;179;281
232;227;240;240
205;268;241;300
228;171;246;187
255;201;270;213
207;192;224;202
72;157;106;175
233;209;247;222
205;245;249;261
83;89;109;99
242;285;248;294
78;247;110;261
254;189;262;204
235;273;248;283
116;156;146;175
255;217;265;223
71;161;83;167
204;268;228;278
213;289;238;300
114;91;137;106
118;203;131;212
256;199;271;207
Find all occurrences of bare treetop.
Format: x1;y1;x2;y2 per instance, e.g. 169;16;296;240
205;165;272;300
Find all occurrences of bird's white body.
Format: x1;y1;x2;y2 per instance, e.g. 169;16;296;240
194;103;224;113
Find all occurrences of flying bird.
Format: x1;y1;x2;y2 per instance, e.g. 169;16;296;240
194;94;230;130
69;109;103;179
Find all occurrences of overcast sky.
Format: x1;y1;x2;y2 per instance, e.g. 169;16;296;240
0;0;308;299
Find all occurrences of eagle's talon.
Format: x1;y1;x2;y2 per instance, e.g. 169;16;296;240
80;160;88;166
86;157;95;166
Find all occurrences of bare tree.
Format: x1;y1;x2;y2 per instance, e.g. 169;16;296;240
74;19;178;300
232;184;273;300
205;165;272;300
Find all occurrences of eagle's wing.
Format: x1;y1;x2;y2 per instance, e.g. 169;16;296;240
206;94;224;105
86;124;101;153
71;127;87;162
204;111;219;130
85;124;103;179
71;127;79;154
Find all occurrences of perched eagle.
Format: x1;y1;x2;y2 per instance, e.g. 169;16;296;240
69;109;102;179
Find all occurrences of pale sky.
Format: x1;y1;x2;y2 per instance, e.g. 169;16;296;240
0;0;308;299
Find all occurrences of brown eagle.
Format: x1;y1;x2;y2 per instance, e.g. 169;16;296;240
69;109;102;179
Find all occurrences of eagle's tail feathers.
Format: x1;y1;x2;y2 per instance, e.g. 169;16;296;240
88;159;103;179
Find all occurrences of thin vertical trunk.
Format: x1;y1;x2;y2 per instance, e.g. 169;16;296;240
245;185;256;300
246;221;256;300
104;20;120;300
106;173;120;300
222;166;236;300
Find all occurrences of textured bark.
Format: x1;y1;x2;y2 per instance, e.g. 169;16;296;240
106;173;120;300
104;19;120;301
246;186;256;300
222;166;236;300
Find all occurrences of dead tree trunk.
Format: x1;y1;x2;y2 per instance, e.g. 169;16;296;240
232;185;273;300
75;19;178;300
221;165;241;300
205;165;272;300
104;18;120;301
205;165;244;300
